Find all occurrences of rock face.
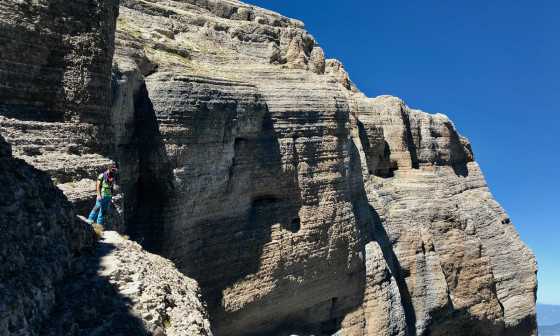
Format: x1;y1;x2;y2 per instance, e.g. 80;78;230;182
43;228;212;336
93;231;212;336
0;0;537;336
0;133;94;334
0;1;210;335
0;0;124;230
0;0;118;124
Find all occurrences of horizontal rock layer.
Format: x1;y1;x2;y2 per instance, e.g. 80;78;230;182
0;1;210;335
0;130;211;335
0;133;95;335
107;1;537;335
0;0;118;123
0;0;537;335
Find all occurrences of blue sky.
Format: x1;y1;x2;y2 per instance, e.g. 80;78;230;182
246;0;560;304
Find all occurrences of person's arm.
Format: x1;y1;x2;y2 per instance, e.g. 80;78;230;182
96;180;102;201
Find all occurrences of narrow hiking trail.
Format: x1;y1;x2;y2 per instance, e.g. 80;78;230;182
39;230;212;336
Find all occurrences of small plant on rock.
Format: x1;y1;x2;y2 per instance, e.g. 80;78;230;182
93;224;103;240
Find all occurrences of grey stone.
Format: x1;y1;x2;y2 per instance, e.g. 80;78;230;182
0;0;537;335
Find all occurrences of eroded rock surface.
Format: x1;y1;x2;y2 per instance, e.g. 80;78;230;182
0;1;209;335
104;1;536;335
0;133;95;335
0;0;118;123
0;0;537;335
43;228;212;336
0;132;211;336
0;0;125;230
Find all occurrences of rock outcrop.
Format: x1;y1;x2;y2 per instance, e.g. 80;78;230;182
0;0;125;230
0;1;210;335
43;228;212;336
0;0;537;335
0;0;118;124
0;132;94;334
0;127;210;336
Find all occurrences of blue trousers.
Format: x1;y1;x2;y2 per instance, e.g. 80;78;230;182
88;196;111;225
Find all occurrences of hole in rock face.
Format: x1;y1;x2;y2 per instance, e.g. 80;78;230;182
234;137;248;146
249;197;302;234
250;196;279;207
288;217;301;233
374;167;397;178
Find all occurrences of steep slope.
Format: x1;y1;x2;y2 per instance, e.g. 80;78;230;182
44;228;212;336
0;0;125;230
106;1;537;335
0;1;211;335
0;0;538;335
0;133;94;334
0;134;211;335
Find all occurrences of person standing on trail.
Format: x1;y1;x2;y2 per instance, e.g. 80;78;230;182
88;164;118;226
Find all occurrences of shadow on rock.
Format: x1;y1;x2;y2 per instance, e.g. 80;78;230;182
348;136;417;335
190;107;305;335
37;239;148;335
122;82;174;251
0;134;147;336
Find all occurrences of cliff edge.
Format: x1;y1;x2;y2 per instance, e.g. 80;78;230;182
0;0;537;335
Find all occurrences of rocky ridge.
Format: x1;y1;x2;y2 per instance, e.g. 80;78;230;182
0;133;94;334
0;1;210;335
0;0;538;335
0;0;125;230
0;132;211;336
44;228;212;336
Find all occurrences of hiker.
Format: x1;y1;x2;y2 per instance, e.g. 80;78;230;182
88;165;118;226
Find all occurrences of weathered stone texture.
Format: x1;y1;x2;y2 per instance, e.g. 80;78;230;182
0;0;119;123
104;1;537;335
0;132;210;335
0;0;124;229
0;132;95;335
1;1;210;335
39;228;212;336
0;0;538;335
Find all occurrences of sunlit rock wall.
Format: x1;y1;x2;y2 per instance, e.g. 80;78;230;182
110;1;537;335
0;0;538;335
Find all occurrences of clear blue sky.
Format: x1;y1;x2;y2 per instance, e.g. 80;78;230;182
246;0;560;305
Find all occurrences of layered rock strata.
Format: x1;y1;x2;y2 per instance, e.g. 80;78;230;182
0;0;538;335
0;133;94;334
0;0;125;230
0;0;118;124
104;1;536;335
0;1;210;335
0;133;211;336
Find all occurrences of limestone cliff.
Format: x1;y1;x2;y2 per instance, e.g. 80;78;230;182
0;133;94;334
0;136;211;335
0;0;537;335
0;1;210;335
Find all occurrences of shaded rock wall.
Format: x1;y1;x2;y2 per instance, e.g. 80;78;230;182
0;133;95;334
0;1;123;332
0;1;212;334
0;0;118;124
0;0;124;229
0;0;538;335
107;1;537;335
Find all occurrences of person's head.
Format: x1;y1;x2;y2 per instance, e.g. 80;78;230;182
107;164;118;176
